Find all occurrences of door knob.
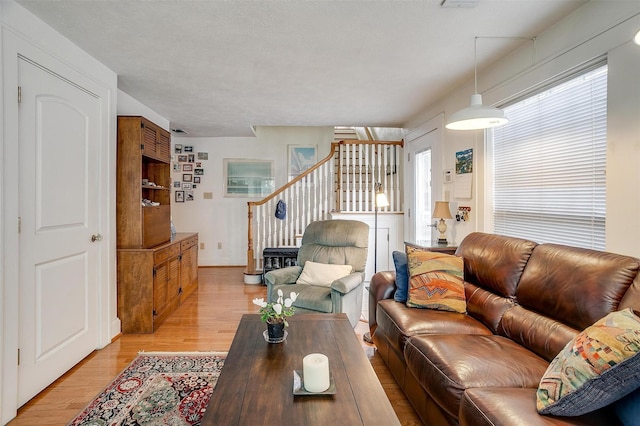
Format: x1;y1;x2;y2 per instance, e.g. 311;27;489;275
91;233;103;242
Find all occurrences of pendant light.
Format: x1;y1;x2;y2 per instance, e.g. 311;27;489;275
446;37;508;130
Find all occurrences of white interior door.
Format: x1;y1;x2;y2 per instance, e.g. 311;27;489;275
17;57;101;405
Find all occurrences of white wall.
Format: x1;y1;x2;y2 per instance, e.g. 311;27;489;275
170;126;334;266
404;1;640;257
117;89;170;131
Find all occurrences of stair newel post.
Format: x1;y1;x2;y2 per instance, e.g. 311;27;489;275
247;202;255;273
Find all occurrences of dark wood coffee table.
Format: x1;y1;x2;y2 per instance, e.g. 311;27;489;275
202;313;400;425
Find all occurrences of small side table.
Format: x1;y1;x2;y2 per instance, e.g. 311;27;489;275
405;241;458;255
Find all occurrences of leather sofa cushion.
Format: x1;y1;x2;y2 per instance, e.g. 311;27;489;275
376;299;491;356
499;305;579;362
460;388;620;426
466;282;517;333
516;243;640;332
405;334;549;421
456;232;537;298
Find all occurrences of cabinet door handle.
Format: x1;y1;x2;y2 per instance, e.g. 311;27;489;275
91;233;103;242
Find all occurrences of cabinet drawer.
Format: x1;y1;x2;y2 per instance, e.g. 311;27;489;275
181;235;198;251
154;243;180;264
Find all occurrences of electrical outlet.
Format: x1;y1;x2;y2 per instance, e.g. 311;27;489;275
200;243;205;249
217;242;222;249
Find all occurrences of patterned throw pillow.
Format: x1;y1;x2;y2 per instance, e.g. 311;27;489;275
537;309;640;416
406;251;465;313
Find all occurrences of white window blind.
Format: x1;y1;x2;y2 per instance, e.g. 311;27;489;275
492;64;607;250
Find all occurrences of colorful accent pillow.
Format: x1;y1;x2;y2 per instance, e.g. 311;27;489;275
406;251;465;313
393;251;409;303
296;261;353;287
537;309;640;416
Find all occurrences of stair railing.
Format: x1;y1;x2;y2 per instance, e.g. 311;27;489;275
246;140;403;274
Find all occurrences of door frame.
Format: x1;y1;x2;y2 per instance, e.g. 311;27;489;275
1;8;118;422
403;114;445;243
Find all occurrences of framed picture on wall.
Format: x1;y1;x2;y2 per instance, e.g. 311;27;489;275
288;145;317;181
183;173;193;182
223;158;274;197
175;191;185;203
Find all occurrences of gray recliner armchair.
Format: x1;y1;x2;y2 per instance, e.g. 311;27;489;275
264;219;369;328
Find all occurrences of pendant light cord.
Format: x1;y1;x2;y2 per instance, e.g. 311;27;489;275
473;36;536;95
474;36;478;94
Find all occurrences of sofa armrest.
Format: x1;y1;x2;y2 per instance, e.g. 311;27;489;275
264;266;303;302
331;272;364;294
368;271;397;336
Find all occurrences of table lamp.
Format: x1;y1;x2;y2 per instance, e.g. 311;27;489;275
433;201;453;245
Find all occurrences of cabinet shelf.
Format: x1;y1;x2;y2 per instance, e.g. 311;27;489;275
142;185;169;190
117;116;171;249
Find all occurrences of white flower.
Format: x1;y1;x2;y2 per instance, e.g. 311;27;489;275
284;298;293;308
290;292;298;302
273;303;283;315
277;289;284;298
252;298;267;308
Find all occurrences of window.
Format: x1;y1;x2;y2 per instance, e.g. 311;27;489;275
491;64;607;250
414;149;432;244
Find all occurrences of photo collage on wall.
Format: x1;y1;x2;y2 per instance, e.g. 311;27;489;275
173;144;207;202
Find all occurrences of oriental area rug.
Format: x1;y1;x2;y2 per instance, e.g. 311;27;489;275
68;352;226;426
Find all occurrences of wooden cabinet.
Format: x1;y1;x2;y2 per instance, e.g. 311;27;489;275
117;233;198;333
180;234;199;302
117;116;171;249
116;116;199;333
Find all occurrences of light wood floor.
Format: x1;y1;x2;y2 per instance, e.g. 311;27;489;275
9;267;422;425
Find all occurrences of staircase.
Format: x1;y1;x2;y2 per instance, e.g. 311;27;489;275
245;139;403;275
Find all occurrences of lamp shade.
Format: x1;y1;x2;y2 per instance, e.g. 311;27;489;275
432;201;453;219
446;94;509;130
376;192;389;208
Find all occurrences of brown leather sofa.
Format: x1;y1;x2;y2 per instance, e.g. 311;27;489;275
369;232;640;425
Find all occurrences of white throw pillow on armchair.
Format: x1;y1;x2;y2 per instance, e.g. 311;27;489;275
296;261;353;287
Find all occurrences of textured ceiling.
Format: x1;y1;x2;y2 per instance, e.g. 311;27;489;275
17;0;588;137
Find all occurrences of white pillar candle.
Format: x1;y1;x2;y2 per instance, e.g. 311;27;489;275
303;353;330;393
